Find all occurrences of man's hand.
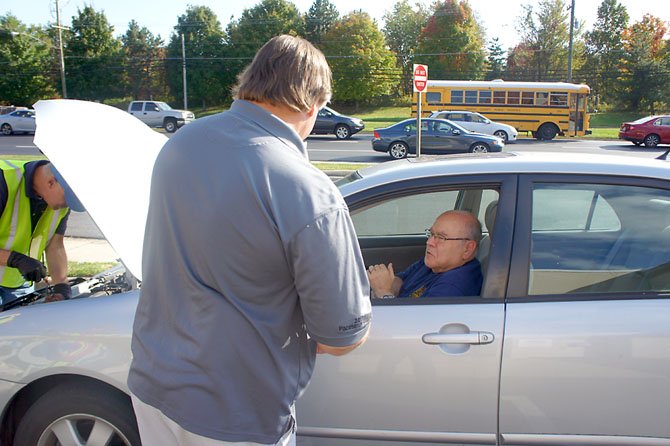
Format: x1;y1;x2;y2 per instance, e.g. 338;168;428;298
367;263;395;297
7;251;47;282
45;282;72;302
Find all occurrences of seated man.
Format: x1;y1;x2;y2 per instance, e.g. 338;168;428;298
368;210;483;299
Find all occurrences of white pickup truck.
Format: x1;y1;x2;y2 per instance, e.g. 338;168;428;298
127;101;195;133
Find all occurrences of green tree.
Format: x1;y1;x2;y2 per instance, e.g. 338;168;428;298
305;0;339;45
167;6;227;108
515;0;570;81
121;20;166;100
66;6;123;100
485;37;507;80
224;0;305;102
0;14;58;105
226;0;303;57
580;0;629;108
321;11;400;105
618;14;668;112
415;0;486;80
382;0;429;94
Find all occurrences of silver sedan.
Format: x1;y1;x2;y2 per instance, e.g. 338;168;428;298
1;152;669;446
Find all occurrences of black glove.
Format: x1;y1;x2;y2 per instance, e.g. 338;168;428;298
51;283;72;300
7;251;48;283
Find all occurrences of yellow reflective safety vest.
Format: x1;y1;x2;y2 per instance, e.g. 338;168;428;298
0;160;69;287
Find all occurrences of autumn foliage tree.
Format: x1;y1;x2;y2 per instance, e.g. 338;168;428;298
320;11;400;105
618;14;668;112
415;0;486;79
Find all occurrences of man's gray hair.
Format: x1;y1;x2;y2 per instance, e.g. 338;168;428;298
232;35;332;113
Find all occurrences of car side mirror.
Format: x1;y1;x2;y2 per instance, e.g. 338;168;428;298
453;129;461;135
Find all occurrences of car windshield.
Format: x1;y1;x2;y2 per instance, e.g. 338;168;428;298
156;102;173;111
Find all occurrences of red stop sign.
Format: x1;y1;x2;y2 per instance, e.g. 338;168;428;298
413;64;428;93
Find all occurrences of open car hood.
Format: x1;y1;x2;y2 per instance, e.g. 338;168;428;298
33;99;168;281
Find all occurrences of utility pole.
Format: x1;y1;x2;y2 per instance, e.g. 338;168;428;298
181;33;188;110
55;0;67;98
567;0;575;82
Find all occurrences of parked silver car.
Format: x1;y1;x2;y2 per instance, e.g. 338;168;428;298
0;109;36;135
1;150;670;446
429;110;518;143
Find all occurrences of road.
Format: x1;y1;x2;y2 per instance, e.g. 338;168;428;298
2;132;669;239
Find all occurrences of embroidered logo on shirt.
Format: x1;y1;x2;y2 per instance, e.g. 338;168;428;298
410;286;426;298
338;313;371;332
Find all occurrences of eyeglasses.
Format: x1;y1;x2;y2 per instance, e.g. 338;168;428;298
424;229;471;242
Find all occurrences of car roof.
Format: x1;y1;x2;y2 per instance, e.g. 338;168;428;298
431;110;480;114
339;152;670;196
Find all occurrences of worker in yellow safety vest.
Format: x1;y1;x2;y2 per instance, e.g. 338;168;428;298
0;160;84;306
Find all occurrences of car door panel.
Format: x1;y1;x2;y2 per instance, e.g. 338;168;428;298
298;302;505;446
297;175;516;445
358;236;425;272
500;174;670;444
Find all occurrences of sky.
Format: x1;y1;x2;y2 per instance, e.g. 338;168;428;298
2;0;668;51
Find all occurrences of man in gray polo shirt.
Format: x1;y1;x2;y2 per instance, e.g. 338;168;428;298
128;35;371;445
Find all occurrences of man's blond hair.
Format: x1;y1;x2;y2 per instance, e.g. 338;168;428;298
232;35;332;113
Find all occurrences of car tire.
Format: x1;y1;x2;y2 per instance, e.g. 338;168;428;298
164;118;178;133
335;124;351;140
13;382;141;446
493;130;508;143
538;123;558;140
1;123;13;135
389;142;408;159
470;142;490;153
644;134;660;148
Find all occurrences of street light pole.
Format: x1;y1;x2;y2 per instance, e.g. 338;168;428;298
55;0;67;98
567;0;575;82
181;33;188;110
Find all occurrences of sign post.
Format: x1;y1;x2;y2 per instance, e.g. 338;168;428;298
413;64;428;158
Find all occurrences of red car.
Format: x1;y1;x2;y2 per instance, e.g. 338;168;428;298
619;115;670;148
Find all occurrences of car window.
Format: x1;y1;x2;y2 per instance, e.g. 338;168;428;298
449;113;466;122
528;183;670;296
351;186;500;299
351;187;498;237
130;102;143;111
434;121;453;133
470;114;487;124
654;118;670;126
146;102;160;112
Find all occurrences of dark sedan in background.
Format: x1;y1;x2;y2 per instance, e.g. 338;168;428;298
372;118;504;159
311;106;365;139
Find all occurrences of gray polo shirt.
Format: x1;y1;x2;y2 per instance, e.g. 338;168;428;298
128;100;371;443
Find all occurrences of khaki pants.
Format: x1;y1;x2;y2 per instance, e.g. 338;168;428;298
131;394;296;446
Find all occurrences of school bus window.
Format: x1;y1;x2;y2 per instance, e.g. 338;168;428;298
426;92;441;104
451;90;464;103
550;92;568;106
479;91;492;104
465;90;477;104
493;91;506;104
522;92;534;105
536;92;549;106
508;91;521;104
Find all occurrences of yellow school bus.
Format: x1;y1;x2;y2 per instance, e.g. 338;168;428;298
412;80;591;140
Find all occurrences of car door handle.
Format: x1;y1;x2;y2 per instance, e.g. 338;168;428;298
422;331;494;345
